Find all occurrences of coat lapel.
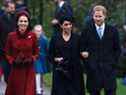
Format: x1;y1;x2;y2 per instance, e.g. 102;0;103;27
92;23;108;41
102;24;109;40
91;23;100;40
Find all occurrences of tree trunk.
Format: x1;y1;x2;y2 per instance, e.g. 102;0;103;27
39;0;43;24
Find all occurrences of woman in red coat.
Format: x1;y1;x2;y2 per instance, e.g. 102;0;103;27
5;11;39;95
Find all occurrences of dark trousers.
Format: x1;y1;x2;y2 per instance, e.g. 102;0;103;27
1;59;11;83
89;89;116;95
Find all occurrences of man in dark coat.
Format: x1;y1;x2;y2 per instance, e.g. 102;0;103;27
15;0;29;13
80;5;121;95
0;1;16;83
51;0;73;35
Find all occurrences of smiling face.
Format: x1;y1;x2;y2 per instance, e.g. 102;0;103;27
61;20;72;33
17;15;29;34
34;25;43;39
92;5;107;26
8;3;15;14
5;2;15;14
93;10;106;26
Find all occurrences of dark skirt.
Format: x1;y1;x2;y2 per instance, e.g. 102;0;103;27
51;64;85;95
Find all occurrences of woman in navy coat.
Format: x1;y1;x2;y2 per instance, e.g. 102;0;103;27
49;16;85;95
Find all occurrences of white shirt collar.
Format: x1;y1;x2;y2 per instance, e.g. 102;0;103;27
95;23;105;31
95;23;105;38
59;1;65;8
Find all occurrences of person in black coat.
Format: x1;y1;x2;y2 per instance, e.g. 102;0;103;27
0;1;16;83
49;16;85;95
51;0;73;35
80;5;121;95
15;0;29;13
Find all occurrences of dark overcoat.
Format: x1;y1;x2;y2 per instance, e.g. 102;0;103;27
53;1;73;33
0;12;16;82
54;1;73;21
0;13;16;49
80;22;121;92
49;32;85;95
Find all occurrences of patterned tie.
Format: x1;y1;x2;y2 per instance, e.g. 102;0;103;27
97;27;103;39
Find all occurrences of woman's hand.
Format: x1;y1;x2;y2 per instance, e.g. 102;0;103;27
14;55;24;64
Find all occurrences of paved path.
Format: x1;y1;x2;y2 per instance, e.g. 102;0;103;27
0;80;51;95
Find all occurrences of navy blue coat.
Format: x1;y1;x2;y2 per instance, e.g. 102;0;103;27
0;12;16;83
0;12;16;49
54;1;73;21
80;22;121;92
49;32;85;95
53;1;73;33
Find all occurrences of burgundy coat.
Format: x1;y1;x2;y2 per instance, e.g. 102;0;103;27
5;30;39;95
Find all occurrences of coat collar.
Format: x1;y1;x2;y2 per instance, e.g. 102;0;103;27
91;22;108;40
16;29;29;38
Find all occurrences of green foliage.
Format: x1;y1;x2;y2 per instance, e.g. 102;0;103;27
44;73;52;87
27;0;54;38
0;0;125;37
44;73;126;95
43;1;54;37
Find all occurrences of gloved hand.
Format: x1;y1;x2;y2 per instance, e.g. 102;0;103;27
14;55;23;64
23;57;33;64
13;54;24;67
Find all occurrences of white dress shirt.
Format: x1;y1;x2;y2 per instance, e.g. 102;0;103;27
95;23;105;38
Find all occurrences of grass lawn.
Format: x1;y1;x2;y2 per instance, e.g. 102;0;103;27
44;73;126;95
43;73;52;87
117;78;126;95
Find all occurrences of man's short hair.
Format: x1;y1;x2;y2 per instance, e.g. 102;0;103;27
93;5;107;16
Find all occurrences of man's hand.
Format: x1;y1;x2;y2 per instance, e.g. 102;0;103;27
54;57;63;64
51;19;59;25
81;51;89;59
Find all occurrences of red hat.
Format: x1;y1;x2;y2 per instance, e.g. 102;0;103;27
16;10;30;20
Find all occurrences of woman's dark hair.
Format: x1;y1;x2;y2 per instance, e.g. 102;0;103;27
59;16;74;25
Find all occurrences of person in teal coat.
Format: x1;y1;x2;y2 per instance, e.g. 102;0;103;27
33;24;49;95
